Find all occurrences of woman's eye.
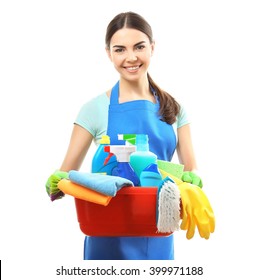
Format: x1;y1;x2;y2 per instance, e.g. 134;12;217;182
114;48;124;53
136;45;145;50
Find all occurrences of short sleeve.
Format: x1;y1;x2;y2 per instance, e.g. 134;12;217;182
176;103;190;128
74;93;109;143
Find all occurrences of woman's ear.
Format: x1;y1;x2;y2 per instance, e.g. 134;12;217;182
105;47;112;62
151;40;155;56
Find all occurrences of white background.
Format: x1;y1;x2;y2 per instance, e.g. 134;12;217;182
0;0;257;279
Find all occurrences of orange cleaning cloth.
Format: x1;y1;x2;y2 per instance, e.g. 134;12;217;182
58;179;112;206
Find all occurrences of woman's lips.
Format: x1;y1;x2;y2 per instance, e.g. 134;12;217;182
124;65;142;72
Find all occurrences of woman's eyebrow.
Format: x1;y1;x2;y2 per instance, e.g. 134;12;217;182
112;41;147;49
134;41;146;47
112;45;125;49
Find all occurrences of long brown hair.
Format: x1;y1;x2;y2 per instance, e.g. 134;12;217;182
105;12;180;125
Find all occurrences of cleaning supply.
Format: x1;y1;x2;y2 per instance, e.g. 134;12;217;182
140;163;162;187
91;135;117;175
158;168;215;239
130;134;158;179
69;170;134;196
157;177;181;233
104;145;140;186
118;134;136;145
45;170;69;201
178;182;215;239
158;168;182;185
75;186;172;237
157;160;184;179
58;178;112;206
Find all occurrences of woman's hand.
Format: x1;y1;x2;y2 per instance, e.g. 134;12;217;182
181;171;203;188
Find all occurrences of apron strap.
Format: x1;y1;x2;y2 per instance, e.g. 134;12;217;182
110;81;120;105
111;81;158;104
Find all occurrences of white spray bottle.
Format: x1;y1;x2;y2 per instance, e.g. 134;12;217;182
104;145;140;186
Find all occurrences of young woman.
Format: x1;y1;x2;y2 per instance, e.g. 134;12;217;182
51;12;202;260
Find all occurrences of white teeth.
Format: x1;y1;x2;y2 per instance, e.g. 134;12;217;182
127;66;139;70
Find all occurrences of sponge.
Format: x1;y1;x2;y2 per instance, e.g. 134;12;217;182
157;160;184;179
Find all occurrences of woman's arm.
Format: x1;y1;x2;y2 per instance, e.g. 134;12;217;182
176;124;198;172
60;124;93;172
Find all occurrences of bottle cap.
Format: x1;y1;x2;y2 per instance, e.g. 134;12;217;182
118;134;136;145
100;135;110;144
136;134;149;151
136;134;148;144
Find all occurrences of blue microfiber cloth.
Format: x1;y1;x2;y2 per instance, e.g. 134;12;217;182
68;171;134;197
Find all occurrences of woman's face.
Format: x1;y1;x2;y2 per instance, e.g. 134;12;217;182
106;28;155;82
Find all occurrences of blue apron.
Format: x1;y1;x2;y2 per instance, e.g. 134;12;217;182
84;81;177;260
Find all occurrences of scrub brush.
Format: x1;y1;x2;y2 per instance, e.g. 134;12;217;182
157;177;181;233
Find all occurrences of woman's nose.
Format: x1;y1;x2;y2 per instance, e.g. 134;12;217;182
127;50;137;61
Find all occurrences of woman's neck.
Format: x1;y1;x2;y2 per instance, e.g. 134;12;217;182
118;78;155;103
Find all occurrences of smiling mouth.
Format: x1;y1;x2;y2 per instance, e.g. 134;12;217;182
124;64;142;71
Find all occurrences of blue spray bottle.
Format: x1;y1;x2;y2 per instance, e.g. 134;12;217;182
91;135;117;175
104;145;140;186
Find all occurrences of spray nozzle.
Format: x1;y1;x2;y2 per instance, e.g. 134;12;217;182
103;146;114;165
104;145;136;163
118;134;136;145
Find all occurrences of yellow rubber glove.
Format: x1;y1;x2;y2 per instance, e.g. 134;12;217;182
159;169;215;239
178;182;215;239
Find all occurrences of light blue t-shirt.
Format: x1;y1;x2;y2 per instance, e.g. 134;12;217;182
75;93;189;145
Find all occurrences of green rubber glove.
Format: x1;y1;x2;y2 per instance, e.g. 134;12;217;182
181;171;203;188
46;170;69;201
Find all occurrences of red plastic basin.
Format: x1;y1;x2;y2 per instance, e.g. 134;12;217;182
75;186;172;237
